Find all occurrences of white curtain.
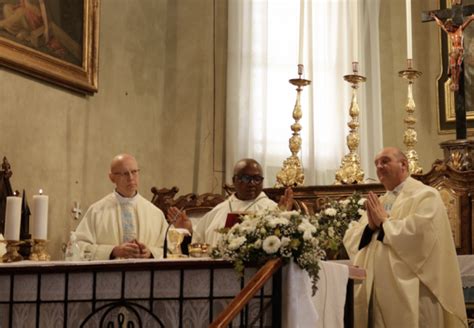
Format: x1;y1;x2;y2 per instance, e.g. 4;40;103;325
226;0;383;187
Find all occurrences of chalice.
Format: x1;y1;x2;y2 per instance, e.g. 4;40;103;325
167;228;189;258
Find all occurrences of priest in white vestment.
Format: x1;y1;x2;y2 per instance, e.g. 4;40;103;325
75;154;168;260
344;147;467;327
169;158;292;247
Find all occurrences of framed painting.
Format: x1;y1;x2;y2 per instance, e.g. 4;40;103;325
0;0;99;94
437;0;474;132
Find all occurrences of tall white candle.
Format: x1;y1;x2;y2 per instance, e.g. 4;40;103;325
298;0;305;65
4;196;22;240
32;191;49;240
406;0;413;59
351;0;359;62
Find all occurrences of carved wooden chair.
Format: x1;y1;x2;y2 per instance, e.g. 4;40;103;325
150;186;226;225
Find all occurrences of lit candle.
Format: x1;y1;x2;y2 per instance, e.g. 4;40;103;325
406;0;413;59
4;196;22;240
32;189;49;240
351;0;359;63
298;0;305;65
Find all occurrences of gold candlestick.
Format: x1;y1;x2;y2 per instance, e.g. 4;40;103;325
30;239;50;261
275;64;311;188
398;59;423;175
2;240;23;263
335;62;366;184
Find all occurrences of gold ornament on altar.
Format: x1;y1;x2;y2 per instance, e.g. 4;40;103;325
30;239;51;261
335;62;366;184
275;64;311;188
1;240;23;263
399;59;423;175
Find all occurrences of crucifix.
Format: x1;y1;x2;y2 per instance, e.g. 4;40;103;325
422;0;474;139
72;201;82;220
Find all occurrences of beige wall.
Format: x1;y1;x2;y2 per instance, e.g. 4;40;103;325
0;0;226;260
380;0;456;171
0;0;461;260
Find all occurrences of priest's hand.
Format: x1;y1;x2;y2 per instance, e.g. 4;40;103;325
278;187;294;211
111;241;144;259
167;206;193;234
133;240;152;258
366;191;388;229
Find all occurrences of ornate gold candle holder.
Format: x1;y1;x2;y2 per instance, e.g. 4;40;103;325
335;62;366;184
398;59;423;174
1;240;24;263
30;239;51;261
276;64;311;188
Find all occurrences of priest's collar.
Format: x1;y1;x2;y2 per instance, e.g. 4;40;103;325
231;192;266;203
388;179;407;196
114;190;139;204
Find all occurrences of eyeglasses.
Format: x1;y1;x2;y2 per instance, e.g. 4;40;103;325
235;174;264;184
112;169;140;177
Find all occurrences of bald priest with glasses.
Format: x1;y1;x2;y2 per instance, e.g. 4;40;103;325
75;154;168;260
170;158;293;247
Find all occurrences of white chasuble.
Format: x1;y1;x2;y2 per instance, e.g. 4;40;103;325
75;192;168;260
343;177;467;328
192;192;277;247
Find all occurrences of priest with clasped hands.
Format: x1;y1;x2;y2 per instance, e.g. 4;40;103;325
343;147;467;328
169;158;294;247
75;154;168;260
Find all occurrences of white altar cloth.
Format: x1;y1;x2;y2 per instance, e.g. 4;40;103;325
283;260;349;328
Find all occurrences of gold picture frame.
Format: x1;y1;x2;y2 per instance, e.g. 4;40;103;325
437;0;474;133
0;0;99;94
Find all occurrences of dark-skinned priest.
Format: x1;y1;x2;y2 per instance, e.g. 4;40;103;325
169;158;293;247
344;147;467;328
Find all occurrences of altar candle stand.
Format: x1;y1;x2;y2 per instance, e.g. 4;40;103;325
334;62;367;184
398;59;423;174
3;195;23;262
30;190;50;261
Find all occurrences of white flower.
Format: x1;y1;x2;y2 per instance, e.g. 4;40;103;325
254;239;262;249
298;219;316;234
328;227;335;238
340;199;350;206
358;209;366;216
324;208;337;216
267;217;290;228
240;219;257;233
358;198;366;206
262;236;281;254
303;231;313;240
280;237;291;248
279;210;300;219
228;236;246;250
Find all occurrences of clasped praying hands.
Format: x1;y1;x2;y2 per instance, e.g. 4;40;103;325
366;191;388;230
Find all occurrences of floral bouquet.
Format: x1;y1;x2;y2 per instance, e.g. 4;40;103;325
211;209;326;295
315;192;366;256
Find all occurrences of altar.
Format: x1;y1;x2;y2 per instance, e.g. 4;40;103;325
0;259;276;327
0;258;352;328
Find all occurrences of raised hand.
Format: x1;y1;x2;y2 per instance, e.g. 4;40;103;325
167;206;193;234
278;187;294;211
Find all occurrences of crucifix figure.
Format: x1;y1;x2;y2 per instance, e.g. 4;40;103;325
423;0;474;91
422;0;474;139
432;13;474;91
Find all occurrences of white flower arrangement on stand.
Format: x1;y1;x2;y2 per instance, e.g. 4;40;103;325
316;192;366;257
211;209;326;295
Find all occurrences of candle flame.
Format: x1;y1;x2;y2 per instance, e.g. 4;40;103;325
39;189;43;195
